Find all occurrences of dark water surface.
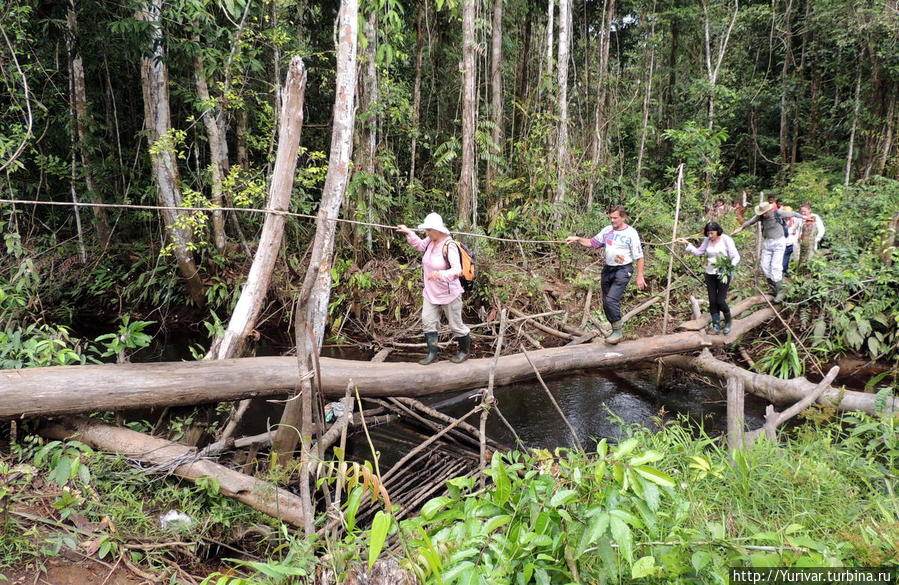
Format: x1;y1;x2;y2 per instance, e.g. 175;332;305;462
424;365;770;450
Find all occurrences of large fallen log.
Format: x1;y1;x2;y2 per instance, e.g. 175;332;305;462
1;307;775;420
40;418;306;527
660;351;898;415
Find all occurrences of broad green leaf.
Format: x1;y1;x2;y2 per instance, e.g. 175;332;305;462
494;468;512;507
628;450;663;466
612;438;639;459
578;511;610;555
691;550;713;571
421;496;452;520
549;489;577;507
634;465;676;488
367;511;392;569
609;516;633;563
631;555;656;578
484;514;512;534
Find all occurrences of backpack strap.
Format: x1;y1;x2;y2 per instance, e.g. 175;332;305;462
441;239;457;270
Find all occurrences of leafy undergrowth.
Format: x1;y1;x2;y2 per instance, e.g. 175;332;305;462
6;409;895;584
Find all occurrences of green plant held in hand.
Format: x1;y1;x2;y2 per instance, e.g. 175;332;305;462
711;254;737;284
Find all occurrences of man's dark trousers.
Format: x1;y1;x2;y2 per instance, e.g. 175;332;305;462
601;263;633;323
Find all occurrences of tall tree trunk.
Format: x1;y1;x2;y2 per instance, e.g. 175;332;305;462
66;1;111;247
237;109;249;170
193;43;227;254
635;9;656;185
844;59;863;186
876;94;895;176
778;0;794;165
486;0;503;192
458;0;478;227
544;0;555;82
136;0;205;306
207;58;306;361
512;4;532;141
664;16;679;128
703;0;738;132
587;0;614;210
554;0;570;204
272;0;358;462
409;2;425;182
356;11;378;251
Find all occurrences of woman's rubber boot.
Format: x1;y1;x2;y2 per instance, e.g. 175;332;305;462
450;334;471;363
605;321;623;344
773;280;786;303
766;278;776;297
721;312;733;335
419;332;439;365
709;314;721;335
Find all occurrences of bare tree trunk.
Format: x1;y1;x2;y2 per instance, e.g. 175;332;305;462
587;0;614;210
207;58;306;362
193;45;227;254
359;11;378;251
703;0;739;133
136;0;205;306
41;419;307;527
0;303;778;421
778;0;794;165
458;0;478;227
486;0;503;192
661;351;896;415
409;3;425;183
635;9;656;184
273;0;358;463
844;60;863;186
66;1;111;247
876;94;895;176
512;4;533;141
237;109;249;170
554;0;571;205
545;0;555;82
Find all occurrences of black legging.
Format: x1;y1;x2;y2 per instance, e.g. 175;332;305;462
704;273;731;318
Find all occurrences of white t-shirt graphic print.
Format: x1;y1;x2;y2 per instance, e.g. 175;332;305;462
591;224;644;266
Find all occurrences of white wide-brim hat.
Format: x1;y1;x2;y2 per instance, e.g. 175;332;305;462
417;212;450;234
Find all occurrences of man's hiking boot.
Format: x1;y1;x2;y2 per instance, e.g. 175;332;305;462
450;334;471;363
722;313;733;334
709;314;721;335
419;332;439;365
605;321;623;345
773;280;786;303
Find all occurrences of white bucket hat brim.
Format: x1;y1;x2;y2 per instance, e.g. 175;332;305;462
417;213;450;234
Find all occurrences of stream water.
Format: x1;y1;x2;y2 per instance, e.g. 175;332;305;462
225;346;772;465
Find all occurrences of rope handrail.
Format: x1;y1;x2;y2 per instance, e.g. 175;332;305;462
0;198;697;247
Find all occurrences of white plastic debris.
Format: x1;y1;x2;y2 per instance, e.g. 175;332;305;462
325;401;346;422
159;510;193;530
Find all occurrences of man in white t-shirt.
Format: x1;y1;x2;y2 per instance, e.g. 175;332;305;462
566;206;647;344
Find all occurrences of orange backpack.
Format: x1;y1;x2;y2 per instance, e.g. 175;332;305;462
442;240;477;291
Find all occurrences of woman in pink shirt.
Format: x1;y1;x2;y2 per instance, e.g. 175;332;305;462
396;213;471;365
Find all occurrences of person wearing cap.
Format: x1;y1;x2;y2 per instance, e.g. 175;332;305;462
565;205;647;344
680;221;741;335
396;213;471;365
733;200;804;302
781;205;802;276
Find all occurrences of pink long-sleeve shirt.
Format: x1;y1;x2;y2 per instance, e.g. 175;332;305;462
406;233;464;305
